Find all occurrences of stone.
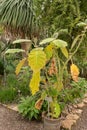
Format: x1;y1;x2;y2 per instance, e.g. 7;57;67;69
68;105;73;113
83;98;87;104
66;114;79;120
62;108;69;116
84;93;87;98
77;102;85;108
7;104;18;112
12;106;18;112
72;109;82;115
73;104;78;108
61;119;76;130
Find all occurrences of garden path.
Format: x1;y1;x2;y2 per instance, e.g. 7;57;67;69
0;104;87;130
0;104;42;130
72;104;87;130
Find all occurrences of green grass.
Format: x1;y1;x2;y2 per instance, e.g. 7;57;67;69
0;86;17;103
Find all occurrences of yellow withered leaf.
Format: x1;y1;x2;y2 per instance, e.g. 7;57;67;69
72;75;79;82
70;64;79;82
35;98;43;110
44;44;54;60
15;58;26;75
70;64;79;76
30;72;40;95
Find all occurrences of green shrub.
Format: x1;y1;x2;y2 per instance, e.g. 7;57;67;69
6;72;30;98
58;78;87;109
0;87;17;103
18;93;48;120
70;78;87;98
18;96;40;120
16;67;31;96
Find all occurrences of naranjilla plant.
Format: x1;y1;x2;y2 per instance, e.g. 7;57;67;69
5;37;69;118
5;25;87;120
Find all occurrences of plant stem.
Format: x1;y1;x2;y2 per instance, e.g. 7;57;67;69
63;31;86;71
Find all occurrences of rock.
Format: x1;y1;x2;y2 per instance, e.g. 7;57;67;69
66;114;79;120
72;109;82;115
84;93;87;98
77;102;85;108
12;106;18;112
62;107;69;117
7;104;18;112
83;98;87;104
68;105;73;113
61;119;76;130
73;104;78;108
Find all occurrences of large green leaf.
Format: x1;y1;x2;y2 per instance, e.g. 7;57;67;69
52;39;67;48
5;49;25;54
39;38;55;45
77;22;86;27
28;48;47;72
13;39;31;44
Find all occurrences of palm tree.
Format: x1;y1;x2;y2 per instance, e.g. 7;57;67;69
0;0;39;56
0;0;37;38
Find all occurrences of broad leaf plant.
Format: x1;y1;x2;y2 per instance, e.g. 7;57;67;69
5;24;87;118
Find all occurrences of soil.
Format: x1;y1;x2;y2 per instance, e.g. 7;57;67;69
72;104;87;130
0;104;87;130
0;104;43;130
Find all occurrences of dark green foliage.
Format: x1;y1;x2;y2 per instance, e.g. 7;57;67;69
80;0;87;16
6;72;30;97
38;0;80;33
0;70;31;103
73;37;87;78
0;58;4;75
0;87;17;103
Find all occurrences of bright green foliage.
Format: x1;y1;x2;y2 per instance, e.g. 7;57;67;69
5;49;25;54
38;87;61;118
50;101;61;118
13;39;31;44
18;96;40;120
52;39;67;48
39;38;55;45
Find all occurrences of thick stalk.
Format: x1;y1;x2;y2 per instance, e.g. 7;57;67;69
54;50;63;90
62;31;86;71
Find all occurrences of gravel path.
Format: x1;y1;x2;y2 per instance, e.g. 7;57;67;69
0;104;42;130
72;104;87;130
